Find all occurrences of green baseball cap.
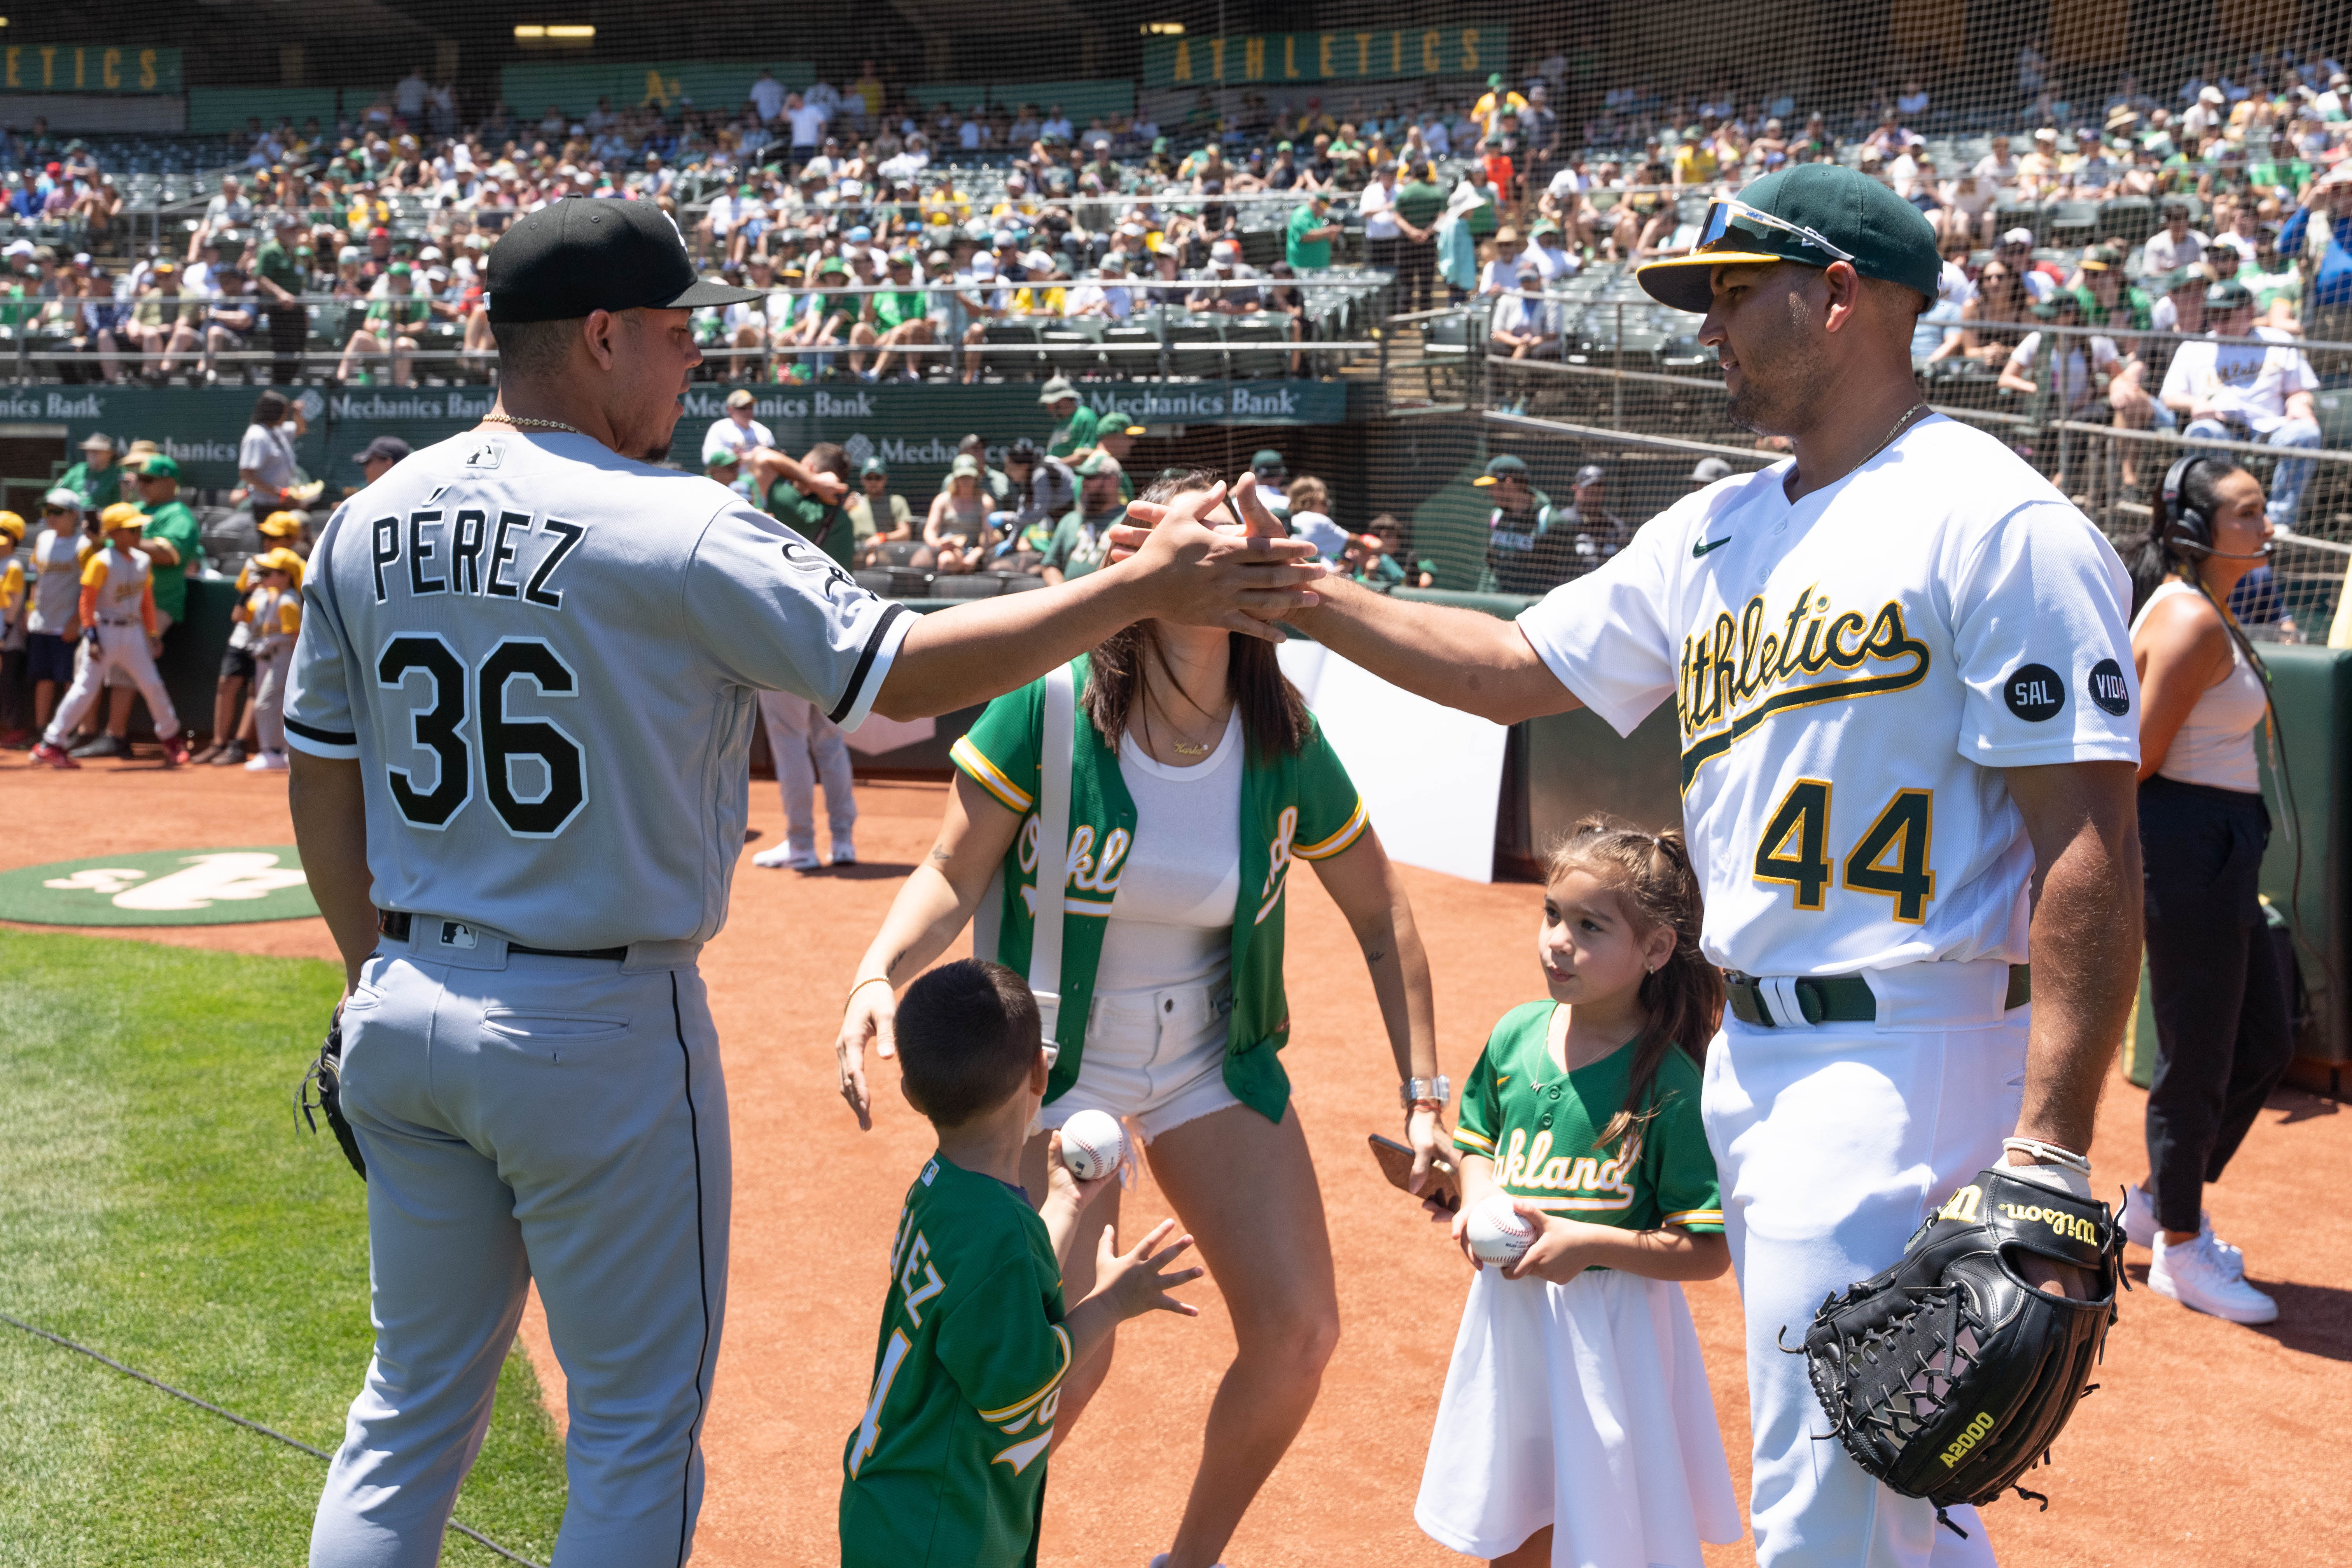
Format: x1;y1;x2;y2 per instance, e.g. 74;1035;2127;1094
1487;72;1506;88
705;450;740;472
860;456;889;476
1474;453;1527;486
1636;163;1941;313
138;453;182;481
1250;449;1285;470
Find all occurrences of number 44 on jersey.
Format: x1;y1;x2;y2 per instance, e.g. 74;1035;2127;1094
1753;779;1935;924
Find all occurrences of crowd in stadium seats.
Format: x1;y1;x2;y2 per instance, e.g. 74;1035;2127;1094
3;42;2350;398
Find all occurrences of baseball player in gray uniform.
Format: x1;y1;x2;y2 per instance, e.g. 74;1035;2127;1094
285;198;1319;1568
1130;166;2143;1565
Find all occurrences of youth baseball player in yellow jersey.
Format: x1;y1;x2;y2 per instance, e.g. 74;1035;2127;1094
1127;165;2144;1566
283;198;1321;1568
32;504;189;769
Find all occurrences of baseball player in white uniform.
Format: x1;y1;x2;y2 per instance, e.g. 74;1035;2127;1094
284;197;1319;1568
1131;165;2144;1566
31;503;189;768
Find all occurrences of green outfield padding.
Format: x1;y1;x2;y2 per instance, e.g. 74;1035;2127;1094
0;932;565;1565
0;848;315;926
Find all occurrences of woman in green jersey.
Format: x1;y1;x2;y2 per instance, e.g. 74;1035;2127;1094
1416;818;1738;1568
838;470;1443;1568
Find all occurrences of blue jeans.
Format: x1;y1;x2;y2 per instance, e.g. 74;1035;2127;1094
2185;415;2323;527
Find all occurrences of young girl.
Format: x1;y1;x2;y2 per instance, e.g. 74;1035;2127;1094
1416;817;1740;1568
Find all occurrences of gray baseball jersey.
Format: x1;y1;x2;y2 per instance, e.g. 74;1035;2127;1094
283;428;911;949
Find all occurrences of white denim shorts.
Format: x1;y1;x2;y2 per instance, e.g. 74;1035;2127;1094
1037;979;1239;1142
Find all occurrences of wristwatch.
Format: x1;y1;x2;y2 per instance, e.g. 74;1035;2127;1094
1400;1075;1451;1110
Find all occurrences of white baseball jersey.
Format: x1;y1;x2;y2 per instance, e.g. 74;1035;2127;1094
1519;415;2138;979
284;428;913;950
28;527;84;634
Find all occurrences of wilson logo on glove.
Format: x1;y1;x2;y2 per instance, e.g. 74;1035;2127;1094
1997;1203;2100;1245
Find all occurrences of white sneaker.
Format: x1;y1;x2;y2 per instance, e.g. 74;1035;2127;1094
2123;1185;2245;1279
831;841;857;866
752;845;822;871
2150;1232;2277;1324
1148;1557;1228;1568
243;750;290;772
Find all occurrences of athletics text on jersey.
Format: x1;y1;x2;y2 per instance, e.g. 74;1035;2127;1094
1452;1002;1722;1237
1517;417;2137;979
282;430;911;950
839;1155;1069;1568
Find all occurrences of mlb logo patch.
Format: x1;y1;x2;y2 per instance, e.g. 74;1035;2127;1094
439;920;479;951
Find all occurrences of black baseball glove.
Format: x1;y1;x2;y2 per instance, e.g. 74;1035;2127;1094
296;1006;367;1180
1795;1167;2123;1538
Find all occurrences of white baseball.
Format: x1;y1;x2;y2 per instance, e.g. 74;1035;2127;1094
1465;1194;1538;1265
1058;1110;1127;1182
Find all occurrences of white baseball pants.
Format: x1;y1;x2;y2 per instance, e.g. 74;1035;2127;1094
758;690;855;858
252;642;293;755
43;620;179;746
1702;1007;2028;1568
310;935;727;1568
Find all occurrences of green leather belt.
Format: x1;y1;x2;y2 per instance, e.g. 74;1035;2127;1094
1722;965;2032;1028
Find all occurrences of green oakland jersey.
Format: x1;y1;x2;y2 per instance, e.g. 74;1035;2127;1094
1452;1001;1723;1236
839;1153;1071;1568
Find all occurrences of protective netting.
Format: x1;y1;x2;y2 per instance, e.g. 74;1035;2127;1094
6;3;2351;633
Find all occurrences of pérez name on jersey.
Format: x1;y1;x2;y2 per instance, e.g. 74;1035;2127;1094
1675;583;1927;790
364;484;588;609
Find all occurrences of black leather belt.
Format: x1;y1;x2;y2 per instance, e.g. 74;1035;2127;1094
378;909;628;962
1723;964;2031;1028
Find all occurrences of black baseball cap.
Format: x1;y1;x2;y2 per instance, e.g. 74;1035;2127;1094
1637;164;1941;313
487;198;761;323
355;436;411;464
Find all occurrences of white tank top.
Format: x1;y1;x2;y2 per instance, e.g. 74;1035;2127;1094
1094;707;1243;996
2132;578;2265;794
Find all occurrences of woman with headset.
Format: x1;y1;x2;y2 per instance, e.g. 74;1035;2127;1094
2122;453;2296;1325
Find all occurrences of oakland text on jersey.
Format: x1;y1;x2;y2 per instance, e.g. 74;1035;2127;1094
1675;585;1931;790
368;502;587;609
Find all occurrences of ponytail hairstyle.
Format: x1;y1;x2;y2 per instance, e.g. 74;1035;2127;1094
1543;815;1722;1151
1082;468;1313;760
2127;453;2249;621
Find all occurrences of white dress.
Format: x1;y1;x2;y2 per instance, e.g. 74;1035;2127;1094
1415;1265;1741;1567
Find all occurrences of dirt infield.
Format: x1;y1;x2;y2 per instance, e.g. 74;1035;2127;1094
7;748;2346;1567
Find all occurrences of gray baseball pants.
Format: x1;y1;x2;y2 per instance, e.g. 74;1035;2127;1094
759;690;856;858
310;927;728;1568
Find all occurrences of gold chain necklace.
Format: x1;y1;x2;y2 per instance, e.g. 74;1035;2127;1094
1834;400;1929;485
481;411;589;437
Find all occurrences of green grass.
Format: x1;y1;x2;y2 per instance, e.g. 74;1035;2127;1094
0;932;567;1566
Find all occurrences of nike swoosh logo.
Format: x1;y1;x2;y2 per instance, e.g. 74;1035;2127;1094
1692;536;1733;558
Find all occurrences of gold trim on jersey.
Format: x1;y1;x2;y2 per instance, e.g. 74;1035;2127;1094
1676;586;1931;791
953;735;1035;813
1662;1207;1724;1229
977;1324;1072;1423
1451;1126;1497;1155
1296;797;1369;860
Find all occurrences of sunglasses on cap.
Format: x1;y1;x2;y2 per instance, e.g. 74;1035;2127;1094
1695;197;1854;264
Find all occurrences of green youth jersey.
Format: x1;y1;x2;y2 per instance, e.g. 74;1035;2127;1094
873;289;928;331
1452;1002;1723;1240
839;1153;1070;1568
767;480;857;569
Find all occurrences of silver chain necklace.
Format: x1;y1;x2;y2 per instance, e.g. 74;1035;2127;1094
481;411;589;437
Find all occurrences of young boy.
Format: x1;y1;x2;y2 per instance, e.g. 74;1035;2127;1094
31;503;189;769
840;960;1200;1567
240;547;303;773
